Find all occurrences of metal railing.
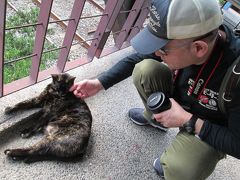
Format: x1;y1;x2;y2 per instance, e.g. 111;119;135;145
0;0;150;97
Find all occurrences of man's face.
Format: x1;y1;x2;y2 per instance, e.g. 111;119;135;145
155;39;196;70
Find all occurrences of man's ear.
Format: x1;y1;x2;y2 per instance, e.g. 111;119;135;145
191;41;209;58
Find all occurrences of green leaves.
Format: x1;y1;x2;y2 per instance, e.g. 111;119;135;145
218;0;226;6
4;8;58;84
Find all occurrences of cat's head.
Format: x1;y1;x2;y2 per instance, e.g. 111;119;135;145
51;73;76;96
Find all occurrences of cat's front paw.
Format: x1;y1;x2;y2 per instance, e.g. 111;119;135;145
4;107;14;114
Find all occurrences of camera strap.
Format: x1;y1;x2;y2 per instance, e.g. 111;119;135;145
187;33;225;100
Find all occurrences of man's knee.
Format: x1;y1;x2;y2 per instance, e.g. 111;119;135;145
132;59;171;87
160;152;194;180
160;132;223;180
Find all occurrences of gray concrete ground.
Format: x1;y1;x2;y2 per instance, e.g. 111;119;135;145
0;47;240;180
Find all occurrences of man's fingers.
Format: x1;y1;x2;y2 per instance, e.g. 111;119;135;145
73;88;89;99
69;81;85;92
69;84;77;91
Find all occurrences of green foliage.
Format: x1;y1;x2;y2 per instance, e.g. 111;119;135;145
4;8;58;84
218;0;226;6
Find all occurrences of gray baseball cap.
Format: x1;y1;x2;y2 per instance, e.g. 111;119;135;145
130;0;223;54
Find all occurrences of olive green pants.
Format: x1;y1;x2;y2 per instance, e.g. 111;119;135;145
132;59;225;180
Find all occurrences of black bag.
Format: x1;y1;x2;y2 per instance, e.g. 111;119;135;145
218;28;240;114
218;55;240;114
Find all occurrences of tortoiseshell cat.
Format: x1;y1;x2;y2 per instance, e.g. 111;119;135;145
4;73;92;163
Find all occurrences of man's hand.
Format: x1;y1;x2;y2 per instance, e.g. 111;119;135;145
69;79;103;98
153;98;192;128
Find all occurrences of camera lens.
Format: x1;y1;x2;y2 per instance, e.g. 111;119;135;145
147;92;171;114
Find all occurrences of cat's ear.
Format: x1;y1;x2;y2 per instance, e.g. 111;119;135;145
68;75;76;84
51;74;59;82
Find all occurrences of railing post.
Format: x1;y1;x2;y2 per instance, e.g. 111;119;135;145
115;0;146;49
57;0;87;73
0;0;7;97
126;0;150;42
30;0;53;83
87;0;125;60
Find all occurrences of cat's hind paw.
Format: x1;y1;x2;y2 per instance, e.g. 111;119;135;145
4;149;26;161
4;148;28;156
4;149;17;159
4;149;11;155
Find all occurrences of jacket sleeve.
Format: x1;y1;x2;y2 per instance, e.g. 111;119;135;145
199;84;240;159
98;52;161;89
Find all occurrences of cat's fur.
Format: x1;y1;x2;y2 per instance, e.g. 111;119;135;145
4;73;92;163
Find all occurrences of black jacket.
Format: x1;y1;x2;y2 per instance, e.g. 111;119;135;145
98;25;240;159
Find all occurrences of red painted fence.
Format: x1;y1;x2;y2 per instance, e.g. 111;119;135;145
0;0;150;97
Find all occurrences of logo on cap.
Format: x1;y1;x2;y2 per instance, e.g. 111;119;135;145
149;5;161;33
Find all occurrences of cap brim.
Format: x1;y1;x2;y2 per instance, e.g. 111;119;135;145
130;27;169;54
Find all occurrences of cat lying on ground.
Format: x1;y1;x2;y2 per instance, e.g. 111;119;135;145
4;73;92;163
